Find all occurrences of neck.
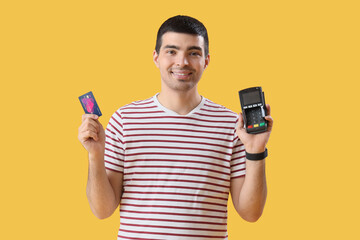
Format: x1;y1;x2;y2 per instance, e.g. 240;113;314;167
157;89;202;115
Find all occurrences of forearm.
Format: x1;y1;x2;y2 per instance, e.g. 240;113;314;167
237;159;267;222
233;104;272;222
86;152;118;219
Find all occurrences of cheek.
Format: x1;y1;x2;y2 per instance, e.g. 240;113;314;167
191;59;205;68
160;60;172;70
194;64;205;73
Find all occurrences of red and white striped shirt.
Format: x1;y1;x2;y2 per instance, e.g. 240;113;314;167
104;93;246;240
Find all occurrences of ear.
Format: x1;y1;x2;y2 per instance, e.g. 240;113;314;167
153;50;159;68
204;54;210;69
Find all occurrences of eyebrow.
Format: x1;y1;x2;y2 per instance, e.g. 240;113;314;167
163;45;203;52
188;46;203;52
163;45;180;50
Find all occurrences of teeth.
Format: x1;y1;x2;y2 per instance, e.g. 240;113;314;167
173;73;189;75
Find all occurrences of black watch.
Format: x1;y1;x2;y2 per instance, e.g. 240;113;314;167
245;148;268;161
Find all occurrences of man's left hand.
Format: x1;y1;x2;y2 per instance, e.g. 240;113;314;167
236;104;273;153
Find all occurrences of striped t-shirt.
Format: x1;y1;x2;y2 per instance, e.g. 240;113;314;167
104;93;246;240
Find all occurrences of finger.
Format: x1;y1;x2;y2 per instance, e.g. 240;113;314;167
80;123;98;135
82;114;99;122
237;112;245;130
96;119;105;135
265;115;273;131
80;117;100;133
79;129;99;142
265;104;271;116
96;119;103;128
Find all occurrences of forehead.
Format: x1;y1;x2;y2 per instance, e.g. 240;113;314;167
160;32;205;51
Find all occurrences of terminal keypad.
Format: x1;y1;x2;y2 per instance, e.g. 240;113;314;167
245;107;265;129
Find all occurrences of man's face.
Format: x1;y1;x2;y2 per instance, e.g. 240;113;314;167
153;32;210;92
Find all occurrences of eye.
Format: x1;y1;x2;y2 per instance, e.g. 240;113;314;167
167;50;176;55
190;51;201;56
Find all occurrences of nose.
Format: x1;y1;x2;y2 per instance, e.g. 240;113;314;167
175;53;189;67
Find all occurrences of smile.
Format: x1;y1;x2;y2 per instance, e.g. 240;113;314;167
171;72;193;80
172;72;192;76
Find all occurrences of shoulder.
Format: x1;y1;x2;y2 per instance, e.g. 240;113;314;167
107;95;157;130
201;97;239;119
114;95;157;115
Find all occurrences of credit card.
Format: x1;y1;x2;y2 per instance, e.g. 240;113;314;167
78;91;102;116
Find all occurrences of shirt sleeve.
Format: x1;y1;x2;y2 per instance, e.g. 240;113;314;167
230;128;246;179
104;110;125;173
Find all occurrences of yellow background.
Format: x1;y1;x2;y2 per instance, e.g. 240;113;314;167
1;0;359;239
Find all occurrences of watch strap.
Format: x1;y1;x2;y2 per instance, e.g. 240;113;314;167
246;148;268;161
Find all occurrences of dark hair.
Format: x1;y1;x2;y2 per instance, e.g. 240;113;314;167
155;15;209;57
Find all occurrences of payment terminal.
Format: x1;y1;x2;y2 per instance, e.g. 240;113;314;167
238;87;268;134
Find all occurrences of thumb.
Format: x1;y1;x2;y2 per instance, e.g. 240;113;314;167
95;119;105;137
238;112;245;129
236;112;245;133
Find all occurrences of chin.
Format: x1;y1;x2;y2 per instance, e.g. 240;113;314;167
176;82;199;92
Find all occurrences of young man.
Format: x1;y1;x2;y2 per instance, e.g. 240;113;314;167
78;15;273;240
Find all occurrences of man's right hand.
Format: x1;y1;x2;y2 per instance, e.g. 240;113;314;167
79;114;123;219
78;114;105;157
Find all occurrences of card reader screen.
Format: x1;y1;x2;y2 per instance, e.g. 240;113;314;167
243;91;261;105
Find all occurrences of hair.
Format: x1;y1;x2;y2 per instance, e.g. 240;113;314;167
155;15;209;57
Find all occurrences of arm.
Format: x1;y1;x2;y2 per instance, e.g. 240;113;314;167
230;104;273;222
86;153;123;219
78;114;123;219
230;160;267;222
